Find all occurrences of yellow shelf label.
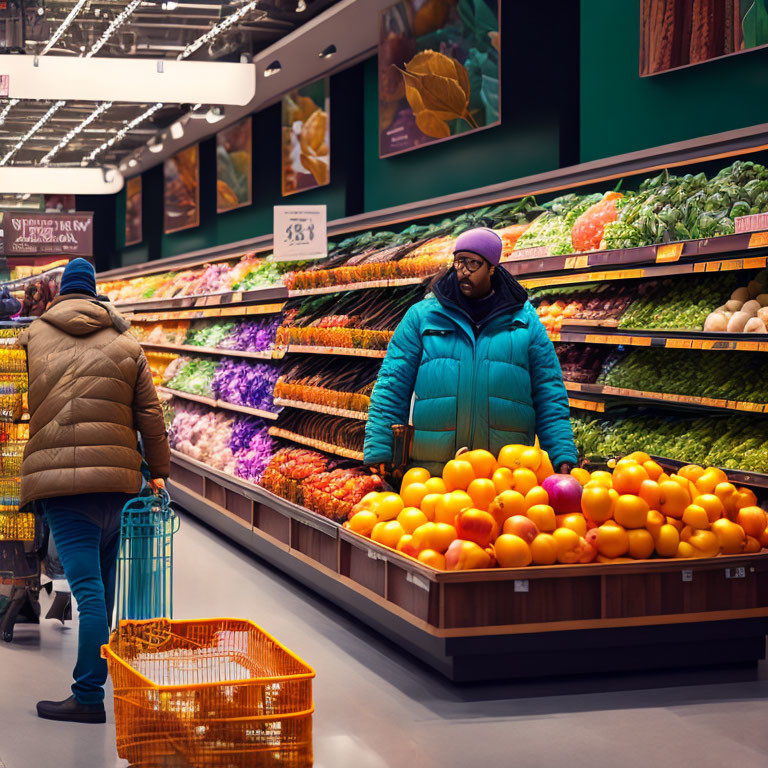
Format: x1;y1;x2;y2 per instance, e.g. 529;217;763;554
748;232;768;249
666;338;692;349
656;243;683;263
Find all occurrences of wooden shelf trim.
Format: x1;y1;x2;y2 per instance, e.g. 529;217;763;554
273;397;369;420
157;387;280;420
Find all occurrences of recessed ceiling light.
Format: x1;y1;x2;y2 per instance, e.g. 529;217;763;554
264;60;281;77
128;159;138;167
205;107;225;124
170;121;184;140
319;45;336;59
297;0;307;10
148;141;164;153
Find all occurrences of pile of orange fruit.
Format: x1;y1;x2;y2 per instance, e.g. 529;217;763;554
344;445;768;570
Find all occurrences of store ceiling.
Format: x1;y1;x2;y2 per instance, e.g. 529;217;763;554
0;0;338;171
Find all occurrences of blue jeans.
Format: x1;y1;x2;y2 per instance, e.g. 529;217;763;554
43;493;132;706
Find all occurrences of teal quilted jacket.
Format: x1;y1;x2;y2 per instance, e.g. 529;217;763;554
363;268;577;475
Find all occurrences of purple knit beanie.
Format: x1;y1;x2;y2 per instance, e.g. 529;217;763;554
453;227;503;266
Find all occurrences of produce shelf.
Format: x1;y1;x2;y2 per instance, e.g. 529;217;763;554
168;450;768;682
157;387;280;420
267;427;364;461
565;381;768;414
287;276;428;297
126;302;286;322
273;397;369;421
506;234;768;283
567;396;606;412
115;285;288;313
140;341;280;360
283;344;388;358
552;325;768;351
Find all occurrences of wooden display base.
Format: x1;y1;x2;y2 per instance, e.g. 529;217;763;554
168;454;768;682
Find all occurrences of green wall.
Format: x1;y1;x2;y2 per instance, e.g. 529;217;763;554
118;66;361;267
580;0;768;162
362;1;580;211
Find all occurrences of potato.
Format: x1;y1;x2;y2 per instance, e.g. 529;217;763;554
725;299;744;312
744;317;767;333
748;280;763;298
703;313;728;332
727;311;750;333
742;299;761;316
758;307;768;326
731;287;751;303
756;294;768;307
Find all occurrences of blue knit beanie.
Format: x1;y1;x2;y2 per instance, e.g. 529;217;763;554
60;258;97;297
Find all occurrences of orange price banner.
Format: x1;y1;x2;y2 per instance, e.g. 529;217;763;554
748;232;768;249
656;243;683;263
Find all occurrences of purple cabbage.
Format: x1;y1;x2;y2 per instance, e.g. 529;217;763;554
219;317;280;352
212;358;279;412
229;414;274;483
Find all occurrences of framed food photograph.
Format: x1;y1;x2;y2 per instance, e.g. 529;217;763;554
125;177;142;246
378;0;501;158
640;0;768;76
217;117;253;213
281;79;330;197
164;144;200;234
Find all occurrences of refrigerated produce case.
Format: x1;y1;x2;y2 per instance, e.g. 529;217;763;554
98;133;768;681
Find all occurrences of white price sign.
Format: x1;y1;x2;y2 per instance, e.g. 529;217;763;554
273;205;327;261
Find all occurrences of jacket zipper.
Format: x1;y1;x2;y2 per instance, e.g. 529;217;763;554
468;334;477;450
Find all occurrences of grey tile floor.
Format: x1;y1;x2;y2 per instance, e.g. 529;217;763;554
2;512;768;768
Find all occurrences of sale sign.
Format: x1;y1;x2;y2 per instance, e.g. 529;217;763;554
3;212;94;256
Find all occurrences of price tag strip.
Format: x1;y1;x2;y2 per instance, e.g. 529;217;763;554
267;427;364;461
273;398;369;421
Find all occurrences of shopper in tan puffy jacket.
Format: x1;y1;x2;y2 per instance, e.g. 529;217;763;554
18;257;170;724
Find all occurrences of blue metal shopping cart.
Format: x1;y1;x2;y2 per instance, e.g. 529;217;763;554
113;487;180;627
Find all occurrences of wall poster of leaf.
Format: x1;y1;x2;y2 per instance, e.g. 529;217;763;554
378;0;500;158
640;0;768;76
125;177;142;246
164;144;200;234
217;117;252;213
281;79;330;196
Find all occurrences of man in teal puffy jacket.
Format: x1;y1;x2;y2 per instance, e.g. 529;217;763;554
364;227;577;476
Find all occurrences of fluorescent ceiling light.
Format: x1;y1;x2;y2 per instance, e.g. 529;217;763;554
40;101;113;165
40;0;88;55
0;56;255;106
205;107;225;124
0;167;124;195
264;60;282;76
85;103;163;164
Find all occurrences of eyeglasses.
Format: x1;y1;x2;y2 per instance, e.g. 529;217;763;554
453;256;485;273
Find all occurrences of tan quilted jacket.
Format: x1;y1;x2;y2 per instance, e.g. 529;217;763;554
18;293;170;506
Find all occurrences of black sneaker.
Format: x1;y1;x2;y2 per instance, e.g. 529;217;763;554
37;695;106;724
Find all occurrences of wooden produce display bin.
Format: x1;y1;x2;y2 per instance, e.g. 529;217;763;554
169;453;768;682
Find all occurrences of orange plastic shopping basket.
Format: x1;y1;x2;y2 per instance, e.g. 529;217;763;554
102;618;315;768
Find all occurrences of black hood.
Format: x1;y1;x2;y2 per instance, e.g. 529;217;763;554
432;265;528;320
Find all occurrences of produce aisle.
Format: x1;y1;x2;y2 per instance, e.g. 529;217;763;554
2;513;768;768
94;153;768;681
